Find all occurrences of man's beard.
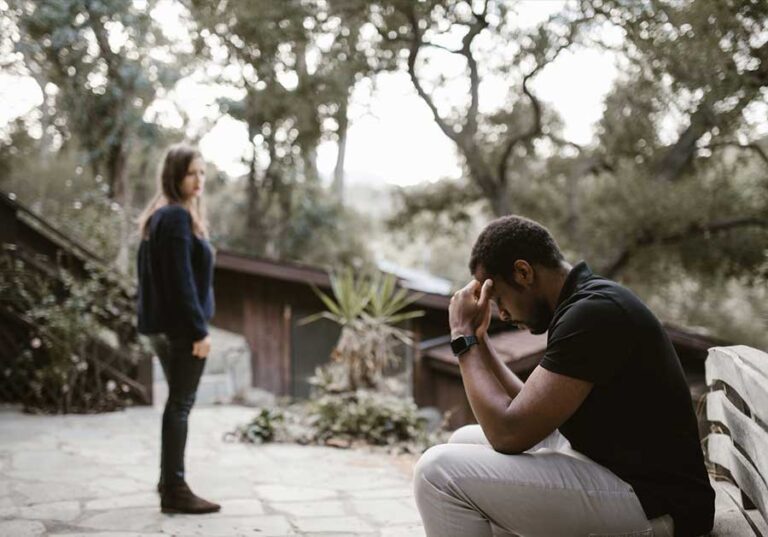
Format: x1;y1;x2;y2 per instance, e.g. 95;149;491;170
526;297;554;335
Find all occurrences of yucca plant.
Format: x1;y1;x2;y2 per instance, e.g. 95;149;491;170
302;268;424;391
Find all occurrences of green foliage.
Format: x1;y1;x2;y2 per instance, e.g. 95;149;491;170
0;247;145;413
2;0;766;350
9;0;182;196
0;117;38;183
226;407;285;444
188;0;378;254
1;145;129;263
303;269;424;390
208;179;372;267
307;389;428;448
387;179;484;242
227;371;446;452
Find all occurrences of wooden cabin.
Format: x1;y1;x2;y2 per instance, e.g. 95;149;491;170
211;250;450;398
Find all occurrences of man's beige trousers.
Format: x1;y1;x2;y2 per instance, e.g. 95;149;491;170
413;425;674;537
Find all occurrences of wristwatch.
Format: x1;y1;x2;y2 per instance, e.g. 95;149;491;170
450;334;478;357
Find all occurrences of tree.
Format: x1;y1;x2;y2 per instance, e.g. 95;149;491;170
8;0;183;269
582;0;768;277
303;269;424;391
187;0;375;255
589;0;768;181
381;0;767;275
353;0;593;216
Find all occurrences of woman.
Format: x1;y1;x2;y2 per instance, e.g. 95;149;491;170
137;144;219;514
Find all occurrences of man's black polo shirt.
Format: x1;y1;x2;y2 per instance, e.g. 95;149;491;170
539;262;714;537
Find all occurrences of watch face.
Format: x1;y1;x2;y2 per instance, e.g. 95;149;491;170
450;337;467;355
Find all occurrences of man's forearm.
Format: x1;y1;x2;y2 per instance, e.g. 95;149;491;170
480;334;524;398
457;339;516;445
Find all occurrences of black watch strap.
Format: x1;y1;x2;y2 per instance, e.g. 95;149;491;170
450;334;478;357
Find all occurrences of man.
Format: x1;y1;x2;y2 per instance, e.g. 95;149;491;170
413;215;714;537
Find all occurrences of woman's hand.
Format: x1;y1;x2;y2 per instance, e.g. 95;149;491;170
192;335;211;359
449;279;493;340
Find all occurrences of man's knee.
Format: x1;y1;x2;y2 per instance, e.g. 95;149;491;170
414;443;462;502
448;424;488;444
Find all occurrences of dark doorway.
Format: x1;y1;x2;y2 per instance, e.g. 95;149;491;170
290;307;341;398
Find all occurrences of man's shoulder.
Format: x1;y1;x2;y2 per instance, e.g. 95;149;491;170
557;275;658;335
551;282;633;335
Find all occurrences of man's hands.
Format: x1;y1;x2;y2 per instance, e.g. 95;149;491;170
192;335;211;359
449;279;493;340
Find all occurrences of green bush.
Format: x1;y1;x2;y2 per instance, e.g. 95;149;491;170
308;389;428;447
302;269;424;390
226;407;285;444
0;246;146;413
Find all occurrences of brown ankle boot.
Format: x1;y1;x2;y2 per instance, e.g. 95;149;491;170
161;481;220;514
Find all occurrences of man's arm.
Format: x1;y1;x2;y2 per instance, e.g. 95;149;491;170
449;280;523;399
459;351;593;453
479;333;524;397
450;279;593;453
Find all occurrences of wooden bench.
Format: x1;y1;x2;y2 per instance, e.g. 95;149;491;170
705;345;768;536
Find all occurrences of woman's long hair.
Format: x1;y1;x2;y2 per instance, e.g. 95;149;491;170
137;143;209;239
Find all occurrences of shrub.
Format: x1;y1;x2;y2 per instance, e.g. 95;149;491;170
302;269;424;390
307;389;428;448
225;407;285;444
0;246;147;413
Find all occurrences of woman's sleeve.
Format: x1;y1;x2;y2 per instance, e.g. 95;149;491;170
162;208;208;341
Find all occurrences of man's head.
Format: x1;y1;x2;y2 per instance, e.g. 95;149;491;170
469;215;566;334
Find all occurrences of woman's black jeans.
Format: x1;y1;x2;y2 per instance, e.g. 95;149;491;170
150;334;206;487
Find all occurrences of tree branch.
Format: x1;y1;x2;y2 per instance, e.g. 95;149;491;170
461;0;488;139
86;6;121;83
546;133;584;153
496;39;567;182
403;5;461;144
422;41;462;55
604;217;768;278
496;12;596;182
701;141;768;167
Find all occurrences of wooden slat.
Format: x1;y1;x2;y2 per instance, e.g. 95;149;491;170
747;509;768;537
708;390;768;485
706;347;768;426
708;433;768;525
731;345;768;379
711;479;758;536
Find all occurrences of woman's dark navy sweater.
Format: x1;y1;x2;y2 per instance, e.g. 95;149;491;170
137;204;214;341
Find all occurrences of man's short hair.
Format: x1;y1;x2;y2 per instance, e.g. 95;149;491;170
469;215;564;281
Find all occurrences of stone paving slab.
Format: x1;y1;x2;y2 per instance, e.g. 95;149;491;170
0;405;426;536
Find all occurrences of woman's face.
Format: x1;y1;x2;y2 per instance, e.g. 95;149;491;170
179;157;206;201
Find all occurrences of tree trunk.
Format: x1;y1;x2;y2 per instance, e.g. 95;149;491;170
565;170;582;252
246;139;265;253
332;96;349;204
302;145;320;184
463;150;510;216
107;141;131;272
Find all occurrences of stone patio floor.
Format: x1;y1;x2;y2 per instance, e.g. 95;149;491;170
0;404;426;537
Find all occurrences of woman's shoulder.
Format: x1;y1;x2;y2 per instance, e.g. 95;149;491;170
155;203;190;217
153;204;191;225
149;204;193;239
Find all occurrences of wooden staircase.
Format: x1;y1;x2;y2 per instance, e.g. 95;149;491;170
0;191;152;411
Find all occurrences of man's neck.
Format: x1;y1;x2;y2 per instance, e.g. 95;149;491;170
543;261;573;313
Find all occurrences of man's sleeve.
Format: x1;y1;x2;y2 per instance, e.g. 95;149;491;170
539;298;634;385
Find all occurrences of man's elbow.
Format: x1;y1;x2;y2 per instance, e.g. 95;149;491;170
486;431;529;455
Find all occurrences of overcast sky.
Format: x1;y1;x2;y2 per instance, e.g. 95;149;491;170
1;1;622;186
